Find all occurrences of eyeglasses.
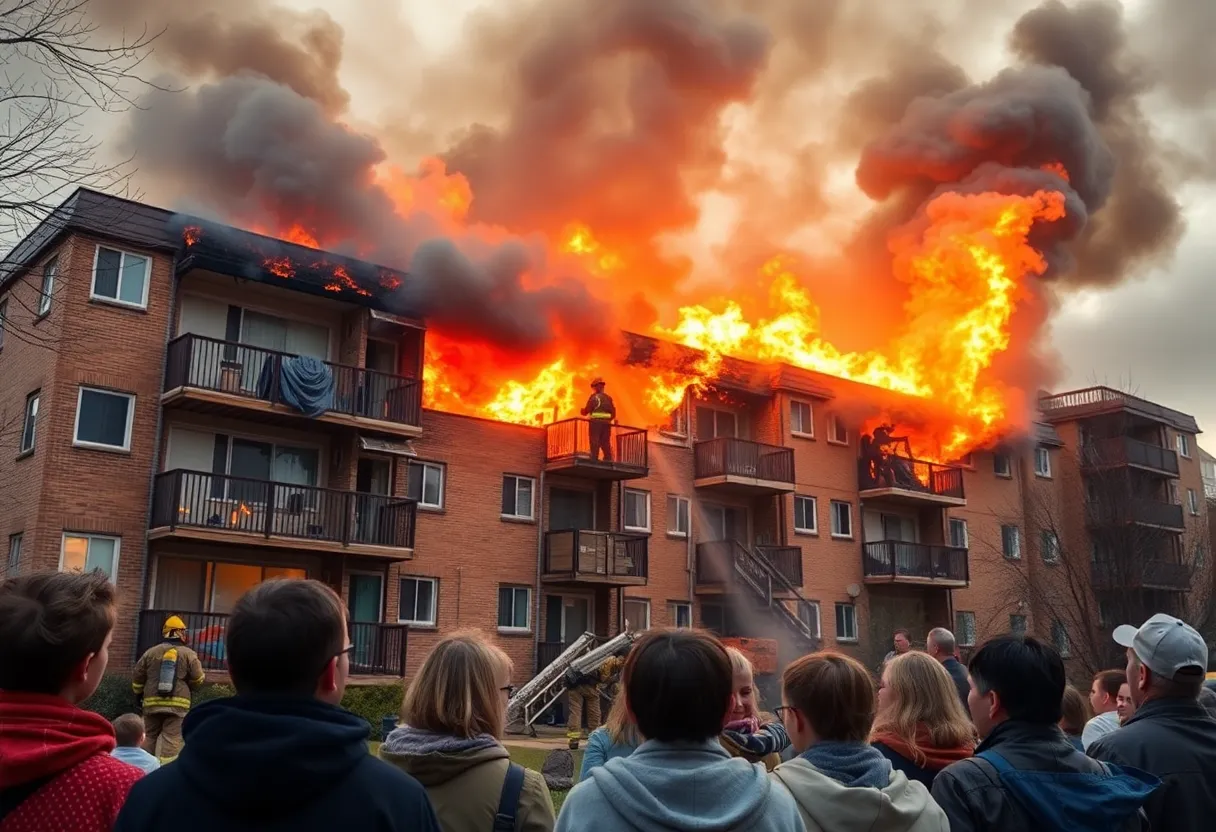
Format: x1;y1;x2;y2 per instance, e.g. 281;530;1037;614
500;684;516;697
773;705;796;721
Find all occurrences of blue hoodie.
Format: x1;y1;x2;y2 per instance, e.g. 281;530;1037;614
557;738;805;831
580;727;640;780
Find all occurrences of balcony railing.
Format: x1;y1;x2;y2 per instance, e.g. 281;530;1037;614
1083;436;1179;476
755;545;803;587
863;541;969;585
136;609;408;676
694;438;794;484
694;540;819;645
1092;560;1192;592
1040;386;1197;432
164;333;422;429
858;458;965;501
543;530;649;582
544;419;648;476
152;469;417;550
1089;497;1185;530
537;641;566;674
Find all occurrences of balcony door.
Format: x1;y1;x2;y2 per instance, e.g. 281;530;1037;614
703;503;746;544
563;597;591;644
355;457;393;544
349;572;384;669
239;309;331;392
364;339;398;419
550;487;594;530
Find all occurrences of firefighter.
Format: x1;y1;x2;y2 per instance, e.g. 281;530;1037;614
566;647;628;750
132;615;205;762
581;377;616;462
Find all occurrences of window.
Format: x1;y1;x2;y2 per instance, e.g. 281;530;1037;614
1041;529;1060;563
73;387;135;451
668;601;692;628
830;500;852;538
827;414;848;444
955;611;977;647
398;577;437;626
790;400;814;437
500;475;535;520
0;297;6;349
956;452;974;467
1052;620;1071;657
19;391;39;454
1177;433;1192;458
1169;480;1180;505
666;495;690;537
794;495;818;534
60;534;119;581
624;598;651;631
662;402;688;437
1034;446;1052;477
1001;524;1021;559
407;461;445;509
993;453;1011;477
7;533;21;572
835;603;858;641
1010;614;1027;636
695;406;737;440
497;586;531;631
623;488;650;532
91;247;150;308
1188;488;1200;516
799;601;821;639
949;518;968;548
38;258;56;316
212;434;319;501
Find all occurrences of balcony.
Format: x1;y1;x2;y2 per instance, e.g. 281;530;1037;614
1083;436;1179;477
695;541;801;590
1092;560;1192;592
542;529;648;586
1040;386;1199;434
162;333;422;436
858;458;965;507
693;438;795;495
1088;498;1186;531
136;610;407;676
150;469;416;559
754;545;804;588
543;419;648;480
863;541;969;588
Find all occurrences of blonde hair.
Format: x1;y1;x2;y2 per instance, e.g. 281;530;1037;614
871;651;975;762
604;688;641;746
724;646;761;720
401;630;513;739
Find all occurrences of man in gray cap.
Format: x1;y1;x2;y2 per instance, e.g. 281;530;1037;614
1089;613;1216;832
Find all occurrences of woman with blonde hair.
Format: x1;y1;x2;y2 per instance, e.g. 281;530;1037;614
380;631;555;831
578;688;641;779
870;650;975;787
718;646;790;771
1060;684;1092;750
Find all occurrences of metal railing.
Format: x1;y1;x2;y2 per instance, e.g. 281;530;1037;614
858;457;965;500
136;610;407;676
863;541;970;583
1092;560;1192;592
543;530;648;581
164;333;422;428
1083;436;1179;476
695;540;819;645
693;437;794;483
544;419;648;469
152;469;417;549
536;641;566;673
755;545;803;587
1039;386;1197;431
1089;497;1186;530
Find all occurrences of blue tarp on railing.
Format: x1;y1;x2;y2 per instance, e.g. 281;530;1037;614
277;356;335;417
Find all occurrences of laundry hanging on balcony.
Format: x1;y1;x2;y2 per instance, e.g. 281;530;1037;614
273;355;335;417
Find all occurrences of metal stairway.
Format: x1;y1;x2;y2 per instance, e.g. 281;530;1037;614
719;540;820;648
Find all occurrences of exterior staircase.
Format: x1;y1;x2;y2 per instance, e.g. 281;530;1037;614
703;539;820;648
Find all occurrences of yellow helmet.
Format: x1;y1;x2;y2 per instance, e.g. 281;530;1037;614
162;615;187;638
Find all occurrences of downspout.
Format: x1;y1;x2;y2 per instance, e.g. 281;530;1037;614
533;468;545;666
778;393;788;545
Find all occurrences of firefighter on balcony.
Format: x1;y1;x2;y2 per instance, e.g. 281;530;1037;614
581;377;617;462
565;647;629;750
132;615;206;762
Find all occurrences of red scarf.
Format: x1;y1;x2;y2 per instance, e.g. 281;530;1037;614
871;725;974;771
0;691;116;788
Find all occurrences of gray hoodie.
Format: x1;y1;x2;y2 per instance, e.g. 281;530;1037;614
771;758;948;832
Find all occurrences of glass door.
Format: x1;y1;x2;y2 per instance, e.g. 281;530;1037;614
349;573;383;669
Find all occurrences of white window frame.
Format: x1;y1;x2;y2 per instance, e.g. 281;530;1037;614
59;533;120;581
993;453;1012;478
90;245;152;310
1052;620;1071;658
38;258;56;317
1178;433;1192;458
835;602;858;642
7;533;22;571
1034;446;1052;478
1041;529;1061;563
500;474;536;520
408;461;445;510
19;391;39;454
667;601;692;628
794;495;818;535
949;517;969;549
799;600;822;639
397;576;437;626
955;611;977;647
72;387;136;452
790;399;814;438
1188;488;1200;516
623;597;651;631
623;488;651;532
497;585;532;633
830;499;853;539
827;414;848;445
666;495;690;537
1169;480;1180;505
1002;524;1022;559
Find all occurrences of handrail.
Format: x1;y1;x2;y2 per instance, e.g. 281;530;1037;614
862;541;969;583
1083;436;1179;475
696;540;818;644
754;545;803;586
1039;386;1198;432
693;437;794;483
858;457;965;500
543;529;649;580
544;419;649;469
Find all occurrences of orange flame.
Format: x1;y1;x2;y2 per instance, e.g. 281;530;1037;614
183;226;202;246
264;257;294;279
324;265;372;297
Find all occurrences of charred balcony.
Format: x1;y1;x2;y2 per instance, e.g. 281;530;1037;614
693;438;795;495
857;457;966;507
542;529;648;586
862;541;969;588
543;419;649;480
1082;436;1179;478
1092;560;1192;592
162;334;422;436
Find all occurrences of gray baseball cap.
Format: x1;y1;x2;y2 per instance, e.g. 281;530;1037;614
1113;613;1208;679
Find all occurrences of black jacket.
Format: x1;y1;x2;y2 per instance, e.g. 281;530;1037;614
931;720;1145;832
113;695;440;832
1088;697;1216;832
872;742;940;788
942;657;970;708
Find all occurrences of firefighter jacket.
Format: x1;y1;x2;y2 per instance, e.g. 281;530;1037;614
132;641;205;713
581;393;616;420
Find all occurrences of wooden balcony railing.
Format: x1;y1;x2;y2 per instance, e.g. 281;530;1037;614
544;419;648;472
863;541;969;584
164;333;422;428
755;545;803;587
543;530;649;582
152;469;417;550
1092;560;1192;592
694;438;794;483
1083;436;1179;476
136;609;408;676
858;457;965;501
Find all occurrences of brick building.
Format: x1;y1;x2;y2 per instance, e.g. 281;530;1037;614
0;190;1209;687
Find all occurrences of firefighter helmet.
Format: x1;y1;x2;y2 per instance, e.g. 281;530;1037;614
590;377;606;389
162;615;187;639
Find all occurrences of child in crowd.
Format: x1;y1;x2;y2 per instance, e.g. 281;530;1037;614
719;646;790;770
110;715;161;775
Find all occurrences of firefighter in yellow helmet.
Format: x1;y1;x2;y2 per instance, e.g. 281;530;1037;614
580;377;616;462
132;615;205;761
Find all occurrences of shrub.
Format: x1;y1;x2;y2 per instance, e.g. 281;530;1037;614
342;683;405;737
81;675;140;721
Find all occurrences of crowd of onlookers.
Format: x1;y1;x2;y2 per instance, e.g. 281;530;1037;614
3;570;1216;832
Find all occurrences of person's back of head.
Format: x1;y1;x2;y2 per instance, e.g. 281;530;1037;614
113;713;146;748
1060;685;1092;736
624;629;732;742
968;635;1064;735
0;570;115;700
226;578;348;701
400;630;511;739
873;650;973;751
782;651;875;751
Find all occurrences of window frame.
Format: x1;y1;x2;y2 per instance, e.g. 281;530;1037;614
834;602;858;642
694;404;739;440
623;488;651;532
793;494;818;535
1034;446;1052;478
497;585;532;633
829;499;853;539
500;474;536;521
1041;529;1061;563
1001;524;1022;560
397;575;438;626
949;517;969;549
660;398;689;439
19;390;39;455
993;453;1012;478
72;386;136;452
799;600;822;639
666;495;690;538
407;460;446;510
827;414;848;445
37;258;56;317
955;610;977;647
90;245;152;310
790;399;814;438
1052;620;1071;657
1188;488;1200;516
59;532;120;581
668;601;692;628
1178;433;1192;458
7;532;22;572
623;597;651;631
